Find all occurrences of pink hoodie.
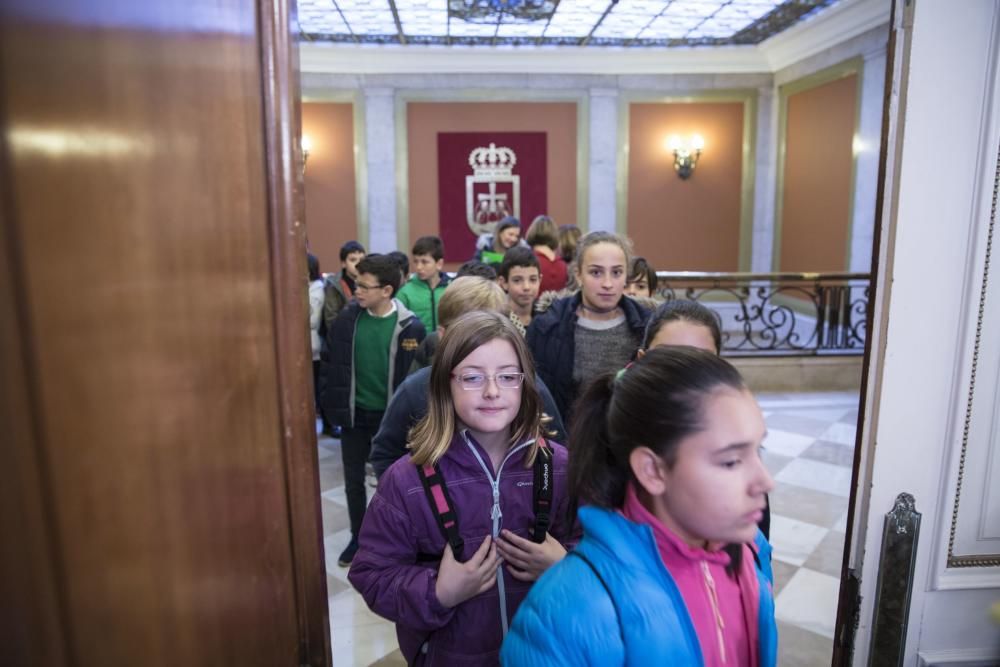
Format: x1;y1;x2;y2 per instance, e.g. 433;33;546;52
621;482;761;667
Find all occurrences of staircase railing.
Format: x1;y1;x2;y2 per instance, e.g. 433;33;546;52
655;271;870;356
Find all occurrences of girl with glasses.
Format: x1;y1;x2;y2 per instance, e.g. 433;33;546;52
348;310;576;666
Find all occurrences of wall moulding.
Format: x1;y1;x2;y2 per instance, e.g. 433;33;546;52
616;90;758;271
762;0;890;72
931;9;1000;585
772;56;864;272
917;648;1000;667
943;138;1000;572
300;90;368;249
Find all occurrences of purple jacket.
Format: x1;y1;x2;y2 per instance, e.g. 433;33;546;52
347;431;574;666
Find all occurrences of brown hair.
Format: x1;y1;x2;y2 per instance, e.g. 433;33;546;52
409;311;546;467
572;231;633;277
558;224;581;263
492;217;522;253
643;300;723;354
525;215;559;251
627;256;659;293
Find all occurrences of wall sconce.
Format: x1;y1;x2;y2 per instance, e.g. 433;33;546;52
301;134;312;172
666;134;704;180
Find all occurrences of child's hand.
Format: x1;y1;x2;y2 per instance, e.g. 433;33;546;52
497;530;567;581
434;536;499;608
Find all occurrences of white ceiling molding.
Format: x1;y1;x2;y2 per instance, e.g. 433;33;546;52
760;0;890;71
299;43;772;75
298;0;888;76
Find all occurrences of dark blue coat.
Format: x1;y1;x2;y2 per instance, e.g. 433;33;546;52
525;293;650;423
320;300;426;428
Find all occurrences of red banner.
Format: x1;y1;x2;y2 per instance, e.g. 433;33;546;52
437;132;547;262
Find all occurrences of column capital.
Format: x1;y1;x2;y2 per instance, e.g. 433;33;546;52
363;87;395;99
861;45;887;62
589;87;620;99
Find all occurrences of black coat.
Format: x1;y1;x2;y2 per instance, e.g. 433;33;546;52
319;300;426;428
526;292;650;424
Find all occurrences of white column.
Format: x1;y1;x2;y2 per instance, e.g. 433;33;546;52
587;87;619;233
362;87;397;252
849;47;887;273
751;85;778;273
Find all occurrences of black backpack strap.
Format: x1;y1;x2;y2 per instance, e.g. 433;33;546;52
416;462;464;561
531;439;553;543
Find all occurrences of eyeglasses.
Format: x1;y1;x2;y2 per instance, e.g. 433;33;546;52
355;282;383;291
451;372;525;391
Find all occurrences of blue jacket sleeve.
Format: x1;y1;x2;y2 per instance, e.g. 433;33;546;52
501;555;623;667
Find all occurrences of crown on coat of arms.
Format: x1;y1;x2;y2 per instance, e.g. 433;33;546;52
468;143;517;179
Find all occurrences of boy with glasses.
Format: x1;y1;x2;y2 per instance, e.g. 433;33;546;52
320;254;426;566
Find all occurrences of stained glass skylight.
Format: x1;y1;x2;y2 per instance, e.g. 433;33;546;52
297;0;841;47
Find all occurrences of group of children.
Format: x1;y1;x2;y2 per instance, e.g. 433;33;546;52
306;221;777;666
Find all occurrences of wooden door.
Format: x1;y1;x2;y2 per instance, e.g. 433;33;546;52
0;0;331;665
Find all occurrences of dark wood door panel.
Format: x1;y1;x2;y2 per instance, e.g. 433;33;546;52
1;1;324;664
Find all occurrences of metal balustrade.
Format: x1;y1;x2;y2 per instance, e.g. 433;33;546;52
654;271;870;356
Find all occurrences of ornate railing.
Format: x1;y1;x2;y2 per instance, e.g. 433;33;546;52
655;271;870;356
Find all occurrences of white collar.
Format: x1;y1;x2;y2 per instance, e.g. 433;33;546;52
367;300;398;319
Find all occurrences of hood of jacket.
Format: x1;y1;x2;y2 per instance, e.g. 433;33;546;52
392;297;419;326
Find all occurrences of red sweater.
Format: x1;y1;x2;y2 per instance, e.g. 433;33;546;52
534;250;568;294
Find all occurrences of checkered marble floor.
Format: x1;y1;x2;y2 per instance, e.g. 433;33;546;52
759;390;859;666
317;390;860;667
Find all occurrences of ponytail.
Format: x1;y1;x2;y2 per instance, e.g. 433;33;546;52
567;371;630;523
567;347;751;578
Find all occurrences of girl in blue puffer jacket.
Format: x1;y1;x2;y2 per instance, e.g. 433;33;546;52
348;310;575;666
502;347;778;666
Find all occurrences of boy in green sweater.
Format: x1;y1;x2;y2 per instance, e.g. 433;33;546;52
396;235;451;331
319;254;426;566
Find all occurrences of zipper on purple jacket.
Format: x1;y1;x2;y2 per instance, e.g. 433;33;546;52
461;430;534;638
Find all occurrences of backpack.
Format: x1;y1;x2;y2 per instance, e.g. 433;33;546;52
416;440;553;560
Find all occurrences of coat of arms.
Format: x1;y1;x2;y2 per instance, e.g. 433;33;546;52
466;142;520;236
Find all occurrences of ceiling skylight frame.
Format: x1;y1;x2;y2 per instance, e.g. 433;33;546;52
296;0;840;47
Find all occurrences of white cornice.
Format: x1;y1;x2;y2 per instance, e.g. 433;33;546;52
299;43;771;75
298;0;889;76
761;0;891;71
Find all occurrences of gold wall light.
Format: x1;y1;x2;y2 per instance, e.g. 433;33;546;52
301;134;313;171
666;134;704;180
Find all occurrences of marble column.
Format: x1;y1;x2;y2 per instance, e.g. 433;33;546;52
850;47;887;273
751;85;778;273
587;87;619;233
362;87;398;252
